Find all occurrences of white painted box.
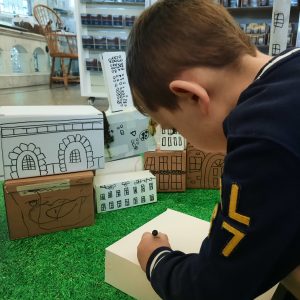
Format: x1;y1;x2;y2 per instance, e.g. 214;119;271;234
94;170;157;212
0;106;104;180
95;156;143;176
105;209;277;300
102;52;134;113
159;128;186;151
105;108;156;161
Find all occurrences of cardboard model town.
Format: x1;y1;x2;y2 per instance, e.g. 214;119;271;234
1;51;276;299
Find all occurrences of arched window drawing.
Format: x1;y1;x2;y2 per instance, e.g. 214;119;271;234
10;45;28;73
22;155;36;171
69;149;81;163
33;47;47;72
8;143;47;179
58;135;94;173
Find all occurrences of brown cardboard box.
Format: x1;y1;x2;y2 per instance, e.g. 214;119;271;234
187;144;224;189
4;171;95;240
144;150;186;192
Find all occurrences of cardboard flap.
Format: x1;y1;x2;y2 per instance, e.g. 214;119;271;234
5;171;94;194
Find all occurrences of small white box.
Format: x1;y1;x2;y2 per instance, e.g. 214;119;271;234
94;170;157;212
95;156;143;176
0;106;104;180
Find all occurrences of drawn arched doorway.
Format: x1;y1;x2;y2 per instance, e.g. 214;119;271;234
8;143;47;179
58;134;94;173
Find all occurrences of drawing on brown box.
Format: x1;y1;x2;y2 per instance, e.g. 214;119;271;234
11;190;91;233
187;146;224;189
144;152;186;192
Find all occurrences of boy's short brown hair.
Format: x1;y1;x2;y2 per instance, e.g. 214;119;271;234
126;0;256;112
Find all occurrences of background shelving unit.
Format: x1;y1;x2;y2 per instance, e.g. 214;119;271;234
220;2;300;53
75;0;147;101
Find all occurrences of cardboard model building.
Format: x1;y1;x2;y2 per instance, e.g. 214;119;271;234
102;51;134;113
94;170;157;213
105;108;155;162
144;150;186;192
4;171;95;240
105;209;278;300
0;106;104;180
159;128;186;151
186;143;224;189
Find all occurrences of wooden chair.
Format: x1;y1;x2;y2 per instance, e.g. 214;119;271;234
33;4;80;89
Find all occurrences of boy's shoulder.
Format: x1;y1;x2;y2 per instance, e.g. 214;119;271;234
224;48;300;158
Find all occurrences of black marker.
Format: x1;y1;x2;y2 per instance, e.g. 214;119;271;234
152;229;158;237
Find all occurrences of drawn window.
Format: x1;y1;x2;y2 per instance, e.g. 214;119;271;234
141;196;146;203
145;157;155;170
69;149;81;163
159;174;169;190
22;155;36;171
189;157;202;171
124;187;129;196
159;156;168;170
150;194;155;202
171;175;182;190
133;197;138;205
172;156;182;170
133;186;138;194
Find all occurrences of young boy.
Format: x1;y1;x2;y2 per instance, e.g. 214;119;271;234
126;0;300;299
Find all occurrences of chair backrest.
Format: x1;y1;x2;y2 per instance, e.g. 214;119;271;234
33;4;78;58
33;4;63;35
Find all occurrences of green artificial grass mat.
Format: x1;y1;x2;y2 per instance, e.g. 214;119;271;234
0;182;219;300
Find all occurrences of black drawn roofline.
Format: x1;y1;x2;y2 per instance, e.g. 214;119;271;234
0;118;103;127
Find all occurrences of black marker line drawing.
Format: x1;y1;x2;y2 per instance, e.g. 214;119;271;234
1;118;104;179
11;191;92;234
98;178;156;212
273;12;285;30
272;43;281;56
187;145;224;189
144;152;186;191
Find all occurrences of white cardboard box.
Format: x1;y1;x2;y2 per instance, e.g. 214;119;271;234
94;170;157;212
95;156;143;176
159;128;186;151
0;106;104;180
101;52;134;113
105;209;277;300
105;108;155;161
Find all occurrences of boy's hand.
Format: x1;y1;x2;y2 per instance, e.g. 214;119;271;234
137;232;171;272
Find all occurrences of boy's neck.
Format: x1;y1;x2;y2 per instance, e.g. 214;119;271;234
206;50;273;114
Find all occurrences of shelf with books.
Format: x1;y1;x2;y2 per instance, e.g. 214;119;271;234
75;1;146;99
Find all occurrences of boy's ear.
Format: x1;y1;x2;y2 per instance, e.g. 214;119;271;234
169;80;210;115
